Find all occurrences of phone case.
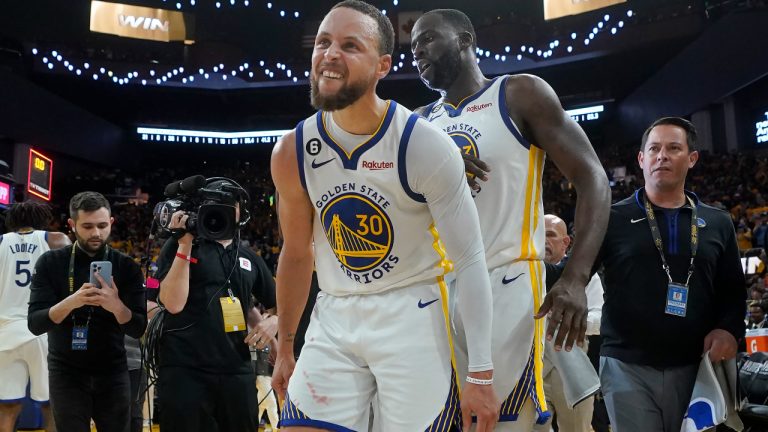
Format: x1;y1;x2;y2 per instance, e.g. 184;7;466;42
89;261;113;288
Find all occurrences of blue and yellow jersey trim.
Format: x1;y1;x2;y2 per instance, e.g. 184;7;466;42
426;223;462;431
280;378;461;432
397;113;427;203
426;369;461;432
316;100;396;170
279;393;356;432
499;347;552;425
437;77;500;118
295;119;307;190
498;76;532;150
428;223;458;383
514;145;549;422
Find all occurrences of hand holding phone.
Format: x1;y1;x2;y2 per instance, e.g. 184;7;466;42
90;261;113;289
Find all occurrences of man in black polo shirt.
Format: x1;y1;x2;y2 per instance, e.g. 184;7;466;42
595;117;746;432
155;178;276;432
28;191;146;432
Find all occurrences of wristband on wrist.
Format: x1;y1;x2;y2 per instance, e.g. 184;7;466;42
465;376;493;386
175;252;198;264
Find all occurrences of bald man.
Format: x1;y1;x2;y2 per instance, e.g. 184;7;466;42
535;215;603;432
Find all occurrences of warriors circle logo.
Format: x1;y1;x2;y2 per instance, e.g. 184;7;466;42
320;193;393;272
449;131;479;159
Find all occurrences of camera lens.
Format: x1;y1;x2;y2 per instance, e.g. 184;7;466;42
201;210;229;234
198;204;236;240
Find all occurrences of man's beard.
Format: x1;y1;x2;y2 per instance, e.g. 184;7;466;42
310;74;370;111
74;231;107;254
422;48;462;91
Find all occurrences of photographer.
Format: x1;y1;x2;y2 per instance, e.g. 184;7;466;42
154;178;276;432
27;192;146;432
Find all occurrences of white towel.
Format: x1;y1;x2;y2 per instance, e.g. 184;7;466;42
544;341;600;408
681;351;743;432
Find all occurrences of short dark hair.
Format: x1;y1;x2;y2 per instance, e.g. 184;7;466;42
69;191;110;220
422;9;478;49
332;0;394;55
5;201;52;231
641;117;697;152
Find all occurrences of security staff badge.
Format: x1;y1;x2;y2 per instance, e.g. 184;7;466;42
72;324;89;350
220;296;246;332
665;282;689;317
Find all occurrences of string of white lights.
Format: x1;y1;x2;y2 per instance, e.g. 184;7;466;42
157;0;401;16
474;10;633;64
32;49;308;85
30;7;634;86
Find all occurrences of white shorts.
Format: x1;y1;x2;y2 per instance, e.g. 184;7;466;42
450;260;549;426
280;282;459;431
0;336;49;402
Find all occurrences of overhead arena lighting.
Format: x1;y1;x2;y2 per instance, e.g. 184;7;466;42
137;127;290;145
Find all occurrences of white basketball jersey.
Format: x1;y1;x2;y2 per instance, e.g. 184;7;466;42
0;230;50;350
424;76;545;269
297;101;448;296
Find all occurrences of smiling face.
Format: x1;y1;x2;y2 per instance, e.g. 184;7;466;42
310;7;390;111
638;124;699;193
411;13;463;92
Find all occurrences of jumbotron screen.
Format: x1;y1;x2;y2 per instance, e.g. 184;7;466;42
27;148;53;201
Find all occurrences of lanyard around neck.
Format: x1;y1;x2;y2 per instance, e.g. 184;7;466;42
69;243;109;294
643;192;698;286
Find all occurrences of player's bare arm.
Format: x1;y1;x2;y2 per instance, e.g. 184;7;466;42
270;129;316;399
506;74;610;352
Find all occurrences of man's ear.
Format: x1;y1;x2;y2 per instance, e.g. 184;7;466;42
688;150;699;169
458;31;474;50
377;54;392;79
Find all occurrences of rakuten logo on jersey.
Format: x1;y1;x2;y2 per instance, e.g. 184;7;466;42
466;102;493;113
362;160;394;170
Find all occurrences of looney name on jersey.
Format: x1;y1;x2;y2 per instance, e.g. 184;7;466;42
314;183;391;209
442;123;482;141
317;187;400;285
8;243;39;254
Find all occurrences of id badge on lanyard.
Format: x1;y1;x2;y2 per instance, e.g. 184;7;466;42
665;282;689;317
68;245;104;350
220;294;246;332
643;192;698;318
72;324;89;350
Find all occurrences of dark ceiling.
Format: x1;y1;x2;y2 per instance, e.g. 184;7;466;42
0;0;744;135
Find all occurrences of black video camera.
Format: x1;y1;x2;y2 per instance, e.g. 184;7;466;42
152;175;251;241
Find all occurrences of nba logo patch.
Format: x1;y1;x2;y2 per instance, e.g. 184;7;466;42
239;257;252;271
